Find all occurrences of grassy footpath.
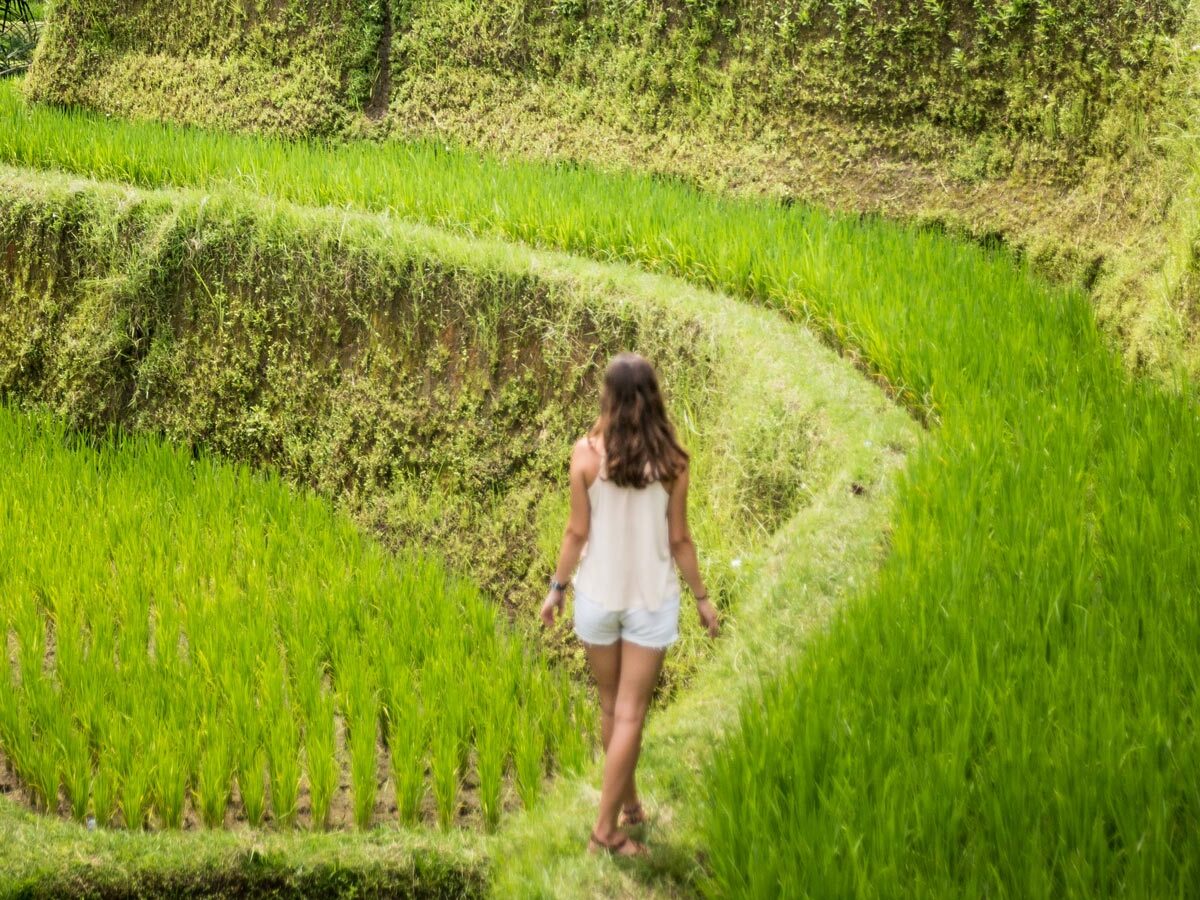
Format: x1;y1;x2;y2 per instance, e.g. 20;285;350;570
485;263;917;897
3;86;1197;893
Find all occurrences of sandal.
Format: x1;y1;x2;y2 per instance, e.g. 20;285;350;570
589;829;648;858
620;802;647;827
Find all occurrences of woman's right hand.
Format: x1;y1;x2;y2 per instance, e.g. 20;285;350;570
540;588;566;628
697;597;719;638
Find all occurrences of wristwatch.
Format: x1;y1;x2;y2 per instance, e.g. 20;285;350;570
549;577;568;593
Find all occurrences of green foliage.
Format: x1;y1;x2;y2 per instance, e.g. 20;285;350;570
512;703;545;813
91;766;118;828
25;0;387;132
474;714;505;832
385;670;427;827
23;0;1189;157
119;750;153;830
195;726;233;829
304;694;338;830
0;20;39;78
339;654;380;830
430;715;460;830
238;747;268;828
0;798;489;899
0;70;1191;889
151;731;188;829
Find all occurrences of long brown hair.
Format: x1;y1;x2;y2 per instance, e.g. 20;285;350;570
591;353;688;489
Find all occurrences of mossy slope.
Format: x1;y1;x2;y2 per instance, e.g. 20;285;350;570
0;802;488;899
25;0;385;136
28;0;1182;152
25;1;1200;377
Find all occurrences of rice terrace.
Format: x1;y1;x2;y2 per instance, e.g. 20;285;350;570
0;1;1197;897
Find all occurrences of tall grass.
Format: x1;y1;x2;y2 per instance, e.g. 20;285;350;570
0;406;591;831
1;82;1197;891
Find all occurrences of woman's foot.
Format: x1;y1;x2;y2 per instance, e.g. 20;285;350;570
589;828;648;858
619;802;647;827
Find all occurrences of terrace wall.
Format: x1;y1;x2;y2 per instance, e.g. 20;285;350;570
27;1;1184;152
24;1;1200;379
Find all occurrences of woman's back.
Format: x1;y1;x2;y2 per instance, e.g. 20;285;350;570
573;445;680;612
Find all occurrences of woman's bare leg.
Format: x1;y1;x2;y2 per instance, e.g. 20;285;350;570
592;641;665;849
584;642;639;809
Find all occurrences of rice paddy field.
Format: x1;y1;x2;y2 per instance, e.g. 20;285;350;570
1;3;1199;894
0;407;588;835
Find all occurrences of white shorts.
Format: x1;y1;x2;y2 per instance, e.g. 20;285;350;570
573;590;680;650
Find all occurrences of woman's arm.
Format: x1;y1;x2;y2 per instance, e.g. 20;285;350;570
540;440;592;628
667;465;719;638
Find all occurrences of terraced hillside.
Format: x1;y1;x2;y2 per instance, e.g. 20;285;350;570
0;159;917;894
25;1;1200;377
1;2;1198;896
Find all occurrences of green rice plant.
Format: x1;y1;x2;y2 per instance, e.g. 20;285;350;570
349;725;377;831
27;737;59;815
0;403;591;836
119;760;152;830
90;765;118;829
474;711;505;833
58;729;91;823
385;671;426;827
289;650;324;737
430;712;461;830
549;683;591;777
267;720;301;829
238;745;268;828
151;732;187;829
0;665;19;750
512;703;545;813
304;694;338;831
340;660;379;831
194;730;232;829
14;616;45;693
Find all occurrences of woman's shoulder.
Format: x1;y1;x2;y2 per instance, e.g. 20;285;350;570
571;435;603;481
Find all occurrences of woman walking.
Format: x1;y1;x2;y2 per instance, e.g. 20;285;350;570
540;352;720;857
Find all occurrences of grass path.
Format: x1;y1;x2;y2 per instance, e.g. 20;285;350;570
484;257;918;897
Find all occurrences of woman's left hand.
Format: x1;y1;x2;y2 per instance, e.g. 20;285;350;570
540;588;566;628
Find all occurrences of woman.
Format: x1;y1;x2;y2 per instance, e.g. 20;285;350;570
540;352;720;857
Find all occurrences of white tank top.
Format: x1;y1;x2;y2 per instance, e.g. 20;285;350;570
573;451;680;612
